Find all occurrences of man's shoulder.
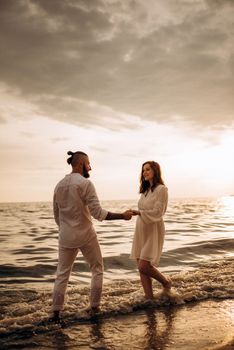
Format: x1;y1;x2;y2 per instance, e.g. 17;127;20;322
54;174;94;190
69;175;96;197
66;174;94;187
55;174;70;186
73;174;93;187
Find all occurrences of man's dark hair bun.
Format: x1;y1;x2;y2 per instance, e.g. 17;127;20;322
66;150;87;166
67;151;74;164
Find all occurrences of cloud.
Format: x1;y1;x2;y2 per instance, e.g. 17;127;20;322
20;131;34;138
0;115;6;124
0;0;233;129
51;137;70;143
35;94;142;130
91;146;108;153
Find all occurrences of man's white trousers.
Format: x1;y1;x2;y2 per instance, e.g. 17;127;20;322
52;235;103;311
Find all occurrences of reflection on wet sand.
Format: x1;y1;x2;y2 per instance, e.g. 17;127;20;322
84;307;176;349
143;307;175;350
89;307;175;349
87;308;175;349
36;307;176;350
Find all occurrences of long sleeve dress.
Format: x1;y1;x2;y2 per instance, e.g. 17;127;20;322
130;184;168;266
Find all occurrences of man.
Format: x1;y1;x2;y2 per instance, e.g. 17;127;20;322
51;151;132;323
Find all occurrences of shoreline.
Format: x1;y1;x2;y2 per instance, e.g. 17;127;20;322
0;259;233;349
0;299;233;349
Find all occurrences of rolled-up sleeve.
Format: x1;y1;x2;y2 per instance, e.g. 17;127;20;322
140;186;168;224
84;181;108;221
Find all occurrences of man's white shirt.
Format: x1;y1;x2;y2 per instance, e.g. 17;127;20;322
53;173;108;248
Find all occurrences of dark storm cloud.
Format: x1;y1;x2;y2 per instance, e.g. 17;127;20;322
0;0;233;129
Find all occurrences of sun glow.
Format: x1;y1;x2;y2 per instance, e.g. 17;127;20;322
220;196;234;215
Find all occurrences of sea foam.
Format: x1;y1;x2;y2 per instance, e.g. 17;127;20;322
0;258;233;337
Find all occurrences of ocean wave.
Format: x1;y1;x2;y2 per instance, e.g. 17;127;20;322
0;238;233;288
0;258;233;337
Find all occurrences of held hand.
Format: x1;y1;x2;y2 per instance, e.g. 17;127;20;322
122;210;133;220
130;209;140;216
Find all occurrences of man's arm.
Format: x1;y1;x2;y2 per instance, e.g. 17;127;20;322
106;210;132;220
53;194;60;226
84;181;133;221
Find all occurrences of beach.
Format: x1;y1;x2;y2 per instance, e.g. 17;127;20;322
0;258;233;349
0;198;234;349
1;299;233;349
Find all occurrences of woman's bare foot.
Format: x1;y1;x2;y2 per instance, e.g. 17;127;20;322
163;276;172;290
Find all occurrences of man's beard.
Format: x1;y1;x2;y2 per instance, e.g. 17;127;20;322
83;165;90;178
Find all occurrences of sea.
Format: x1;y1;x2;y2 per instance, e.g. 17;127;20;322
0;197;233;349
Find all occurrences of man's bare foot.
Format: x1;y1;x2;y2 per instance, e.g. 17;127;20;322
81;306;101;317
48;310;61;324
143;298;155;307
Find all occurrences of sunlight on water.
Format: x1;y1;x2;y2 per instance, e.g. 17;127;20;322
0;198;234;349
0;197;234;287
220;195;234;216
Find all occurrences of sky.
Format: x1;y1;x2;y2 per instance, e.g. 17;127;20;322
0;0;234;202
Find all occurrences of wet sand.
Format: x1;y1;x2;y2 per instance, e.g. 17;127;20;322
50;300;234;350
1;299;233;349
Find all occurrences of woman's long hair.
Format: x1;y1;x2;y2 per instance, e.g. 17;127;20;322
139;161;165;194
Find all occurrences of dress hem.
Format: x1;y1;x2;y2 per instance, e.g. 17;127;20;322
130;255;159;266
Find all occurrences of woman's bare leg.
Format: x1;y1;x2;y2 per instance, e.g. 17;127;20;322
138;259;171;297
137;259;153;299
139;272;153;299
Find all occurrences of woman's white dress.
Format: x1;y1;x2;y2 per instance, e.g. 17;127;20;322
130;184;168;266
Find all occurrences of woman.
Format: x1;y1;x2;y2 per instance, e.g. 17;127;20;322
131;161;171;300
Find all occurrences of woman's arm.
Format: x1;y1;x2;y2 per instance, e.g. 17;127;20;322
139;186;168;224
